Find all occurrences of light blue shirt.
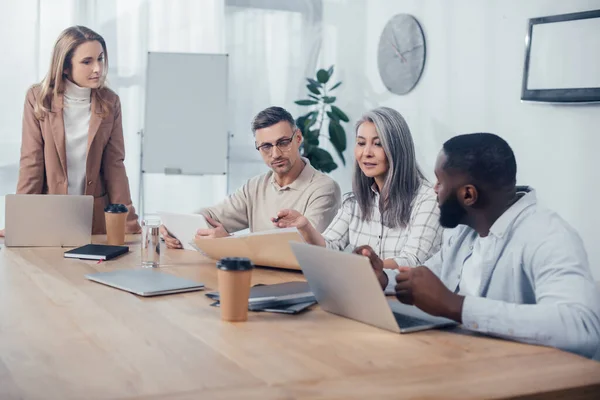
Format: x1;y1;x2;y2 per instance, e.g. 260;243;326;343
385;188;600;359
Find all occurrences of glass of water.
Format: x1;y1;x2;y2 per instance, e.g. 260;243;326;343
141;217;161;267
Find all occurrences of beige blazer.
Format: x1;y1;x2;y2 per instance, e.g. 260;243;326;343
17;85;141;234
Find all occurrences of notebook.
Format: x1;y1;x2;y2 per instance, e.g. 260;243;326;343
193;228;304;270
85;269;205;297
205;281;315;309
64;244;129;261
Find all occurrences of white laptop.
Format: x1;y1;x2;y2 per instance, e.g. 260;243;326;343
4;194;93;247
289;242;457;333
85;269;205;297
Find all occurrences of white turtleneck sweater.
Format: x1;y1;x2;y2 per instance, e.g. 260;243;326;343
63;79;91;195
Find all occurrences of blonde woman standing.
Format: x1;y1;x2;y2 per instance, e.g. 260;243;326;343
1;26;140;236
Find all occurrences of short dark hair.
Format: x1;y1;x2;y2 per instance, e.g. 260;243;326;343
442;133;517;189
251;106;296;134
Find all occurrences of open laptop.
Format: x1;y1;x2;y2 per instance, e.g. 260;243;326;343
289;242;457;333
85;269;205;296
5;194;93;247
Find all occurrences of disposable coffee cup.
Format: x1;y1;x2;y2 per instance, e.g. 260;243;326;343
216;257;254;322
104;203;128;245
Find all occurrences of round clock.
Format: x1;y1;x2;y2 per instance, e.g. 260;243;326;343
377;14;426;95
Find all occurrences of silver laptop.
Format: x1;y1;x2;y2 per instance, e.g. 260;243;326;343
5;194;93;247
290;242;457;333
85;269;205;297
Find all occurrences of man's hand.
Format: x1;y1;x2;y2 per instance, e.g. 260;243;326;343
272;209;309;231
195;216;230;239
395;266;464;322
159;225;182;249
353;245;388;290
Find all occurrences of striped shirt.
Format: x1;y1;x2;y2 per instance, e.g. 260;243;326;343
323;181;443;267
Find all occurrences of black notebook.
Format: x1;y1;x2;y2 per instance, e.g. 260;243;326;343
64;244;129;261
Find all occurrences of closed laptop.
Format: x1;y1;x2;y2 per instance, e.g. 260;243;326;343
5;194;93;247
85;269;205;297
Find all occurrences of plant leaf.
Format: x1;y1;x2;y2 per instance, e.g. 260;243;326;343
326;111;340;122
333;146;346;166
305;129;320;146
295;99;318;106
304;111;318;129
296;116;307;132
329;81;342;91
330;105;349;122
327;65;334;77
307;78;322;87
307;84;321;95
323;96;337;104
308;94;319;101
302;110;318;120
319;161;338;173
307;147;337;173
329;121;347;166
303;127;318;139
329;120;347;152
316;69;330;84
296;111;317;132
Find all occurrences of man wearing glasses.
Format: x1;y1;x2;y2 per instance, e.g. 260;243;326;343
161;106;341;247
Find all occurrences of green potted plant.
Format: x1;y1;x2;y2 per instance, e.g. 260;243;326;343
295;65;349;173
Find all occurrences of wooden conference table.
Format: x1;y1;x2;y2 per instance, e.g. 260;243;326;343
1;235;599;400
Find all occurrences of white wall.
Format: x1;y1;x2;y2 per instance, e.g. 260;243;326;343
0;0;77;228
322;0;600;280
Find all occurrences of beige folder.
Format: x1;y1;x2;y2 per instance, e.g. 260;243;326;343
192;228;305;270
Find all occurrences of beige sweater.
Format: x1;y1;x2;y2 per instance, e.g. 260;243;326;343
202;159;341;234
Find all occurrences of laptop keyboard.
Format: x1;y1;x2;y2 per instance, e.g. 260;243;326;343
393;313;432;329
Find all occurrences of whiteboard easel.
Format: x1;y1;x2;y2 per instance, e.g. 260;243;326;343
139;52;229;216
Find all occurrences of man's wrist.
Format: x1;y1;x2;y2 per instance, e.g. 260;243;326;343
444;293;465;323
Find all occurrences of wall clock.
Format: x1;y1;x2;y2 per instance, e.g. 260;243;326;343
377;14;426;95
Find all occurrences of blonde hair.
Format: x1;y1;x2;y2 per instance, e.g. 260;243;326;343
35;25;110;120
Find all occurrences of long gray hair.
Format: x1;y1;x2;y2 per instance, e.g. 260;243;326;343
352;107;425;227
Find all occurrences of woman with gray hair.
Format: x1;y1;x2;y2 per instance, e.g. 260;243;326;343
274;107;442;290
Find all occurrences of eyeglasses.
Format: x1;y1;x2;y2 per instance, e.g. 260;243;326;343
255;131;297;154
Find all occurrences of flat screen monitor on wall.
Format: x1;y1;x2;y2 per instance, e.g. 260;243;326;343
521;9;600;103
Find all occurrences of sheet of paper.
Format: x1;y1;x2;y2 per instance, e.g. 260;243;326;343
159;212;210;251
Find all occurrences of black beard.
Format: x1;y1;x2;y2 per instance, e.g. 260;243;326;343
439;191;467;228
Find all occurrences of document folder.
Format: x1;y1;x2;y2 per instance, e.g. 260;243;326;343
192;227;304;270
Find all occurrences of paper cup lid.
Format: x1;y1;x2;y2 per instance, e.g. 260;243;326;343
217;257;254;271
104;203;128;213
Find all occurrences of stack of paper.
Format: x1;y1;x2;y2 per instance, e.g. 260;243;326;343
205;281;315;310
